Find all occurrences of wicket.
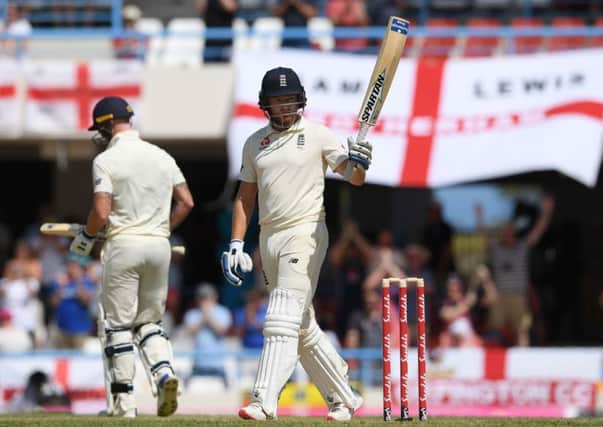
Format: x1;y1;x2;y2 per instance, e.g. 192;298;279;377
382;277;427;421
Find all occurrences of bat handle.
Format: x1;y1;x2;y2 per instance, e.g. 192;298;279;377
356;123;370;142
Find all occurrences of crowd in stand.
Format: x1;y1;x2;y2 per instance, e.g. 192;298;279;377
2;1;603;61
0;194;562;361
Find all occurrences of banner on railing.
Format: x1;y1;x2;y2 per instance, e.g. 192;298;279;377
0;61;20;134
229;49;603;188
23;60;143;134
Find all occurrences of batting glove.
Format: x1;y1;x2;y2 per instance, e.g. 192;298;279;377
69;227;96;256
221;239;253;287
347;136;372;170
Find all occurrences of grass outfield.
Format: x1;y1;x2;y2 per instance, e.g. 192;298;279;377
0;414;601;426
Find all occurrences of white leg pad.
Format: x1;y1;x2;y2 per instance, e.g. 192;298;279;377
251;288;304;417
299;317;360;409
134;323;175;386
104;329;136;414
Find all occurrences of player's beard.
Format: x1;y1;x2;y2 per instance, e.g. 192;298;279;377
270;110;301;131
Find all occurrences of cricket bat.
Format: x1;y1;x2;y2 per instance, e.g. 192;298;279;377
40;223;186;256
355;16;409;143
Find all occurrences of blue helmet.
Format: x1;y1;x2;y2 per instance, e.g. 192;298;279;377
258;67;307;110
88;96;134;131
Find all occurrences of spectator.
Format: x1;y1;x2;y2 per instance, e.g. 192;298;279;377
233;288;267;349
475;193;554;347
0;308;32;352
0;258;41;347
437;274;483;348
183;283;232;384
197;0;239;62
363;228;406;291
270;0;318;47
326;0;369;52
49;253;96;349
420;200;456;296
345;287;393;385
328;221;372;339
112;4;146;60
3;240;42;284
0;3;32;59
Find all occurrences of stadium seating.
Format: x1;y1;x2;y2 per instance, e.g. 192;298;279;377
162;18;205;68
421;18;459;59
135;18;164;66
232;17;251;53
590;17;603;47
308;16;334;51
547;17;587;51
462;17;502;57
509;17;544;54
250;17;284;51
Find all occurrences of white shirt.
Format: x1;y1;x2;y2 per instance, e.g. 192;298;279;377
240;117;348;229
93;130;185;238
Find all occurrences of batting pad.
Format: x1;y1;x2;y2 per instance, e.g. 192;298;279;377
104;329;136;414
299;318;360;409
252;288;304;416
134;323;174;384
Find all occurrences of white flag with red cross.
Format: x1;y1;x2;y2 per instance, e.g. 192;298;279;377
0;61;20;134
229;49;603;188
24;60;143;133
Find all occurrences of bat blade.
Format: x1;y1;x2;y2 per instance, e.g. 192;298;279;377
40;223;186;255
357;16;409;138
40;223;83;237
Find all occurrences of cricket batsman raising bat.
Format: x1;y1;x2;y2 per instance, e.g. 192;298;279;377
351;16;409;167
220;16;409;422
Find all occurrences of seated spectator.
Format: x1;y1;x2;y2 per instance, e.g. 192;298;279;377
49;254;95;349
326;0;369;52
271;0;318;48
0;3;32;59
197;0;240;62
183;283;232;384
112;4;146;60
233;288;267;349
0;308;32;352
437;275;483;348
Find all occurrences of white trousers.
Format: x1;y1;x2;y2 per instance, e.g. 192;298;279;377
101;235;171;328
